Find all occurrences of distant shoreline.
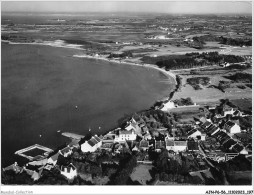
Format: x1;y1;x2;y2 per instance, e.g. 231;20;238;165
2;39;177;99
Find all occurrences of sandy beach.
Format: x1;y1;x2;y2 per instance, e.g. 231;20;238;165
2;39;177;86
73;54;177;85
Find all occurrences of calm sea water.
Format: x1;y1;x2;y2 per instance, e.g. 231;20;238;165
1;43;174;166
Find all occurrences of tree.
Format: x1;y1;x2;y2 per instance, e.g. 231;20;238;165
155;149;169;173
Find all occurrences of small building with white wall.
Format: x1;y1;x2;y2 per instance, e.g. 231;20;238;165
114;130;136;142
80;135;102;153
60;163;77;180
224;121;241;134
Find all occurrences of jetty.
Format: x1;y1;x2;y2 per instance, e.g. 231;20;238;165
61;132;85;140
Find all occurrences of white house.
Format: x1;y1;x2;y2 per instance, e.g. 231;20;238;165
187;129;202;139
114;130;136;142
221;105;235;116
47;152;60;166
200;133;206;141
224;121;241;134
60;163;77;180
173;141;187;152
160;100;175;111
80;135;102;153
166;139;187;152
124;118;141;135
59;146;72;157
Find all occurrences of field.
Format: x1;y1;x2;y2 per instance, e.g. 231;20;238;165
171;66;252;105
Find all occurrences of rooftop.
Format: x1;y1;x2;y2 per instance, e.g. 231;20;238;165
140;140;149;147
187;141;199;151
166;139;174;146
174;141;187;146
225;121;236;128
61;163;76;173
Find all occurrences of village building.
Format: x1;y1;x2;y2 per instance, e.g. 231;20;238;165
187;129;202;139
132;145;140;152
187;141;199;152
59;146;72;157
143;132;152;140
124;118;141;135
80;135;102;153
47;152;60;166
199;117;207;124
113;143;124;153
165;139;174;151
233;133;252;144
60;163;77;180
172;141;187;152
114;130;137;142
139;140;149;151
206;125;220;136
3;162;23;174
68;139;80;149
160;100;175;111
155;140;165;152
231;143;248;155
44;163;55;171
102;134;115;143
200;121;212;130
221;105;235;117
232;110;242;117
23;164;43;181
219;134;232;145
207;152;226;162
224;121;241;134
222;139;237;151
100;143;114;152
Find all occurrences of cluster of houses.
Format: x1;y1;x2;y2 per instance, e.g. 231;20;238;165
195;104;251;162
3;100;251;183
3;144;79;181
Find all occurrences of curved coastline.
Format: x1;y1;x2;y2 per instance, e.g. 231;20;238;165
2;40;177;85
2;40;179;141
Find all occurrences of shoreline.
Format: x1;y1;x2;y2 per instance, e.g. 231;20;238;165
2;40;180;158
2;40;177;85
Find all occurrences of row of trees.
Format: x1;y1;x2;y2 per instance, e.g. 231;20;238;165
152;52;245;70
108;51;133;58
192;35;252;47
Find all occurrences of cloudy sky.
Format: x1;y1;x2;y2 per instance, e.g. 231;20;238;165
2;1;252;14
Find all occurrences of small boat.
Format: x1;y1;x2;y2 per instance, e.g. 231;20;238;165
75;106;78;109
89;127;91;132
99;126;101;129
39;134;42;138
57;130;61;133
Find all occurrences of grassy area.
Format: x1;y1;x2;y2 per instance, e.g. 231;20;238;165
130;164;153;185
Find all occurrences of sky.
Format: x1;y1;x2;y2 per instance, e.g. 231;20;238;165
1;1;252;14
